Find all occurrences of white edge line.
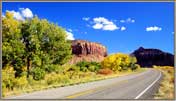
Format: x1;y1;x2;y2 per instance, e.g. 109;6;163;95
135;71;162;99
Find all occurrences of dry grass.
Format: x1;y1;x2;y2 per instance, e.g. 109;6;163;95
154;66;174;99
3;68;146;98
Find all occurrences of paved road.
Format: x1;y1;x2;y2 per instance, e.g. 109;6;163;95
5;69;162;100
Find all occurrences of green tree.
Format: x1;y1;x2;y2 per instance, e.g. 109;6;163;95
20;16;72;78
2;12;25;77
2;12;72;79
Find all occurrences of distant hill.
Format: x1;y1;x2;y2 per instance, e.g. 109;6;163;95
69;40;174;67
69;40;107;64
131;47;174;67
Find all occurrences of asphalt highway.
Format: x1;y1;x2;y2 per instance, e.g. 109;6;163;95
6;69;162;100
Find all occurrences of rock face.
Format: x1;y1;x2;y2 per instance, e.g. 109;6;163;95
131;47;174;67
69;40;107;64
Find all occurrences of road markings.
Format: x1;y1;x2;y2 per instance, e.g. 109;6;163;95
135;71;162;99
65;80;128;99
66;89;95;99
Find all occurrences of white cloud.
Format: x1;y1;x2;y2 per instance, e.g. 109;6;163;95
92;17;118;31
7;8;33;21
82;17;90;21
66;31;75;40
146;26;162;32
20;8;33;18
120;18;135;23
93;17;113;25
93;23;103;29
121;26;126;31
103;24;119;31
8;10;24;20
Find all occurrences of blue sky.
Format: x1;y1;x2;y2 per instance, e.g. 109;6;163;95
2;2;174;54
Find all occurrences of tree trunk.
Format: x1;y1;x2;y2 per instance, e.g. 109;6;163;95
27;56;30;78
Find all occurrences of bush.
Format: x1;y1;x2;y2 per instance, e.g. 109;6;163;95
88;66;96;72
67;65;80;72
45;64;63;73
76;61;89;68
90;62;101;67
31;67;46;80
135;64;141;69
80;66;88;72
76;61;101;72
45;73;58;85
90;62;101;71
98;68;113;75
131;64;140;70
101;53;139;71
57;74;70;84
14;76;28;88
2;66;16;90
2;82;6;97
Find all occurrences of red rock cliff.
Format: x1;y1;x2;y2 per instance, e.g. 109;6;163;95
69;40;107;64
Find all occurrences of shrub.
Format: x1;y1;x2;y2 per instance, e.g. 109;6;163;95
45;72;71;85
45;64;63;73
90;62;101;67
136;64;141;69
45;73;58;85
57;74;70;84
76;61;89;68
76;61;101;72
90;62;101;71
45;65;56;73
131;64;140;70
98;68;113;75
2;82;6;97
31;67;46;80
14;76;28;88
2;66;16;90
68;65;80;72
101;53;139;71
88;66;96;72
80;67;88;72
3;78;15;90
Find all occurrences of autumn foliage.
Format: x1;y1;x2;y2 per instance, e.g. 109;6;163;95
98;68;113;75
101;53;140;71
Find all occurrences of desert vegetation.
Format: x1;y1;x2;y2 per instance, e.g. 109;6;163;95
2;12;143;97
153;66;174;99
101;53;140;71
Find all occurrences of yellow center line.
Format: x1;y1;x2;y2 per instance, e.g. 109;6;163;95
65;80;128;99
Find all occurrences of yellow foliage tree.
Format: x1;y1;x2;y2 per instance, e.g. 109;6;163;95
101;53;139;71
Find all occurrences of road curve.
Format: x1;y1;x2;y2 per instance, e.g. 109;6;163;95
5;69;162;100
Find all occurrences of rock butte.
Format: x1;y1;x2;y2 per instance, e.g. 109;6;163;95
131;47;174;67
69;40;107;64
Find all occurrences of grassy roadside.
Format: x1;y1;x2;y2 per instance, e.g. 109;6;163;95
153;66;174;99
3;68;146;98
